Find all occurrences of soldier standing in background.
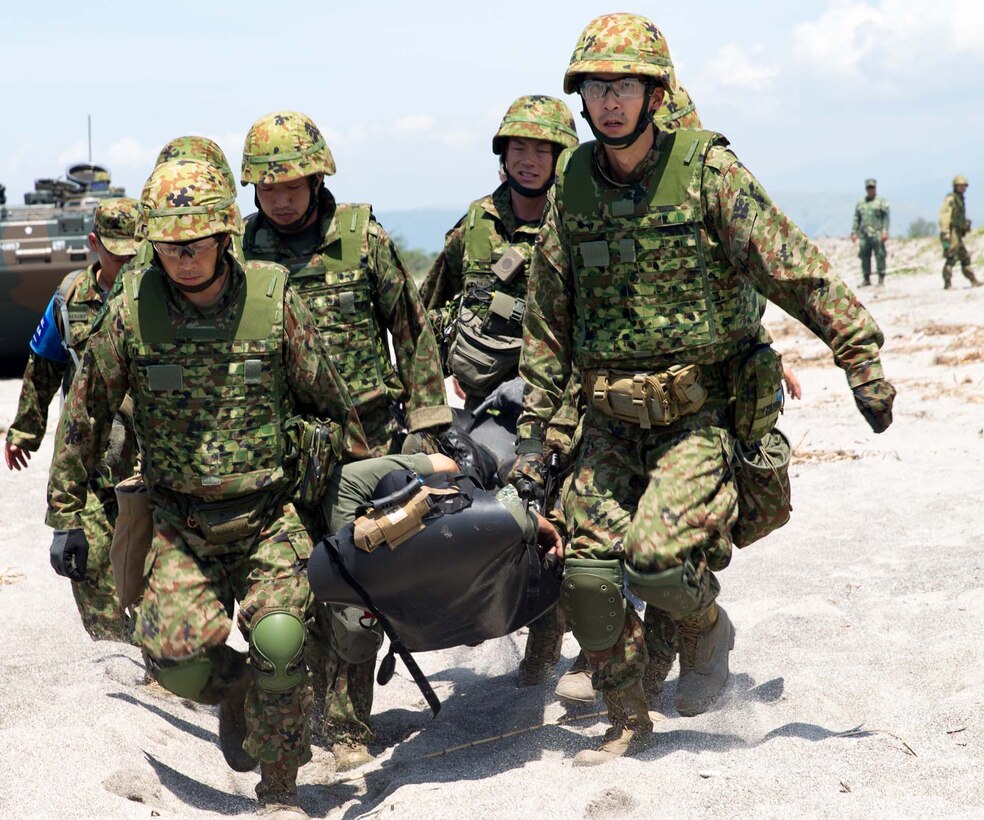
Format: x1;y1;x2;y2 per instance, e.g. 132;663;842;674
5;197;140;642
239;111;451;772
939;175;979;289
512;12;895;765
420;95;579;689
46;158;368;817
851;178;890;287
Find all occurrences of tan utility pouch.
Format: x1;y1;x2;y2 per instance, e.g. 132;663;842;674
111;474;152;608
732;428;792;548
586;366;708;428
353;485;458;553
189;492;272;545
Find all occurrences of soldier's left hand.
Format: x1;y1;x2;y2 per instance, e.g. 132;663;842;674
50;528;89;581
535;513;564;559
852;379;896;434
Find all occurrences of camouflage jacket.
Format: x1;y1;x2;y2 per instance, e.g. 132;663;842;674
8;263;137;491
939;192;969;237
242;190;451;436
517;132;886;441
852;196;890;238
45;257;369;530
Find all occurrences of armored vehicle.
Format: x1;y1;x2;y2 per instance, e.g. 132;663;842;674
0;163;125;367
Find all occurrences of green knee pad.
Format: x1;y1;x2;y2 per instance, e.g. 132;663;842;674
559;558;626;651
625;560;704;620
155;656;214;700
250;610;306;693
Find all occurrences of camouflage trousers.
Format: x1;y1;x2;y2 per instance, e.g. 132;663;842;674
858;235;887;281
134;497;316;768
563;405;737;692
942;237;975;283
74;486;132;642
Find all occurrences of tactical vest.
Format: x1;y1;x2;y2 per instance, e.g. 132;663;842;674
556;131;761;370
856;198;888;235
122;262;290;500
55;266;97;387
449;200;536;396
244;204;396;409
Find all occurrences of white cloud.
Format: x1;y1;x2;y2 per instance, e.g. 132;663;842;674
703;43;779;91
393;115;435;134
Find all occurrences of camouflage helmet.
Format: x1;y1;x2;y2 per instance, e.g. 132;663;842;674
655;82;701;132
140;158;243;242
93;197;140;256
492;95;579;155
155;136;236;191
953;175;969;187
240;111;336;186
564;13;675;94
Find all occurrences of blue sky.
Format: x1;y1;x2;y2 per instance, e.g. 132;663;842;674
3;1;982;235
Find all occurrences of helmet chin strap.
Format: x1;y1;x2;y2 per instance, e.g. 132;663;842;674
581;85;656;149
503;147;561;198
256;177;322;235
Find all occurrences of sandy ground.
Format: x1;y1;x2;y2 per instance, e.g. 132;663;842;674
1;235;982;819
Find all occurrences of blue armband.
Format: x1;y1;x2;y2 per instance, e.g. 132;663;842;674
29;297;68;363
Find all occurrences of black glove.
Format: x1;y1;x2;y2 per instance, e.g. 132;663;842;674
50;528;89;582
853;379;896;434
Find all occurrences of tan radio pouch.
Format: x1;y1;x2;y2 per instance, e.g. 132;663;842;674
352;485;458;553
111;473;153;608
490;247;526;283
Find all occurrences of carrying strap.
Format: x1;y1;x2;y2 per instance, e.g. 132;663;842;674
321;535;442;716
55;269;87;371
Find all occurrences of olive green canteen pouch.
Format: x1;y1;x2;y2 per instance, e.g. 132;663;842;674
111;473;152;608
731;428;792;548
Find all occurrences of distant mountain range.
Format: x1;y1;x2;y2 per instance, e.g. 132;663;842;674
379;180;981;253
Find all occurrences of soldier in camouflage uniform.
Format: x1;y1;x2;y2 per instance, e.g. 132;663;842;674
5;197;140;642
851;179;890;287
239;111;451;771
45;158;369;818
420;96;579;689
939;175;978;289
510;13;896;765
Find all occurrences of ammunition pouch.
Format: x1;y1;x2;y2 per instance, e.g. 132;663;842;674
110;473;152;608
559;558;626;651
731;428;792;548
188;492;274;547
729;344;784;445
584;366;708;429
285;415;339;508
624;559;706;620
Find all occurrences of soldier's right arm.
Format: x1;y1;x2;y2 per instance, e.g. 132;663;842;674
5;352;66;452
851;202;862;237
517;189;574;443
939;194;953;236
282;287;370;461
44;307;130;529
419;217;466;311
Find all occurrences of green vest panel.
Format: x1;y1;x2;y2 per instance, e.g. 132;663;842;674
244;203;396;409
122;262;290;499
557;132;761;370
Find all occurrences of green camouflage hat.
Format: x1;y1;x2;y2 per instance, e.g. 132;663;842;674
865;178;877;188
492;95;579;155
155;136;236;191
655;82;701;131
240;111;336;186
94;197;140;256
954;175;969;187
140;158;243;242
564;13;675;94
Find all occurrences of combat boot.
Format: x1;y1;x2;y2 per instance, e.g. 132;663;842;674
219;670;258;772
968;271;981;287
517;611;565;687
572;680;653;766
554;650;597;704
860;278;871;287
877;274;885;287
674;603;735;717
331;740;373;772
256;760;307;819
